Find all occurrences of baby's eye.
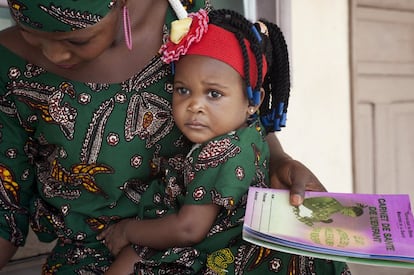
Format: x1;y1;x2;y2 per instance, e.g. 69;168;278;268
208;90;222;99
175;87;190;95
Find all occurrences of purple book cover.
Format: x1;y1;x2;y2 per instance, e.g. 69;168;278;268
244;187;414;261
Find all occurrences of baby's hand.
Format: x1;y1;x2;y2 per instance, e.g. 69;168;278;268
97;219;132;256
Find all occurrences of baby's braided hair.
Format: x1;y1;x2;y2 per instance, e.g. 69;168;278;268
208;9;291;132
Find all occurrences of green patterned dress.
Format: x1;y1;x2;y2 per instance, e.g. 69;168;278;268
0;1;350;274
132;121;270;274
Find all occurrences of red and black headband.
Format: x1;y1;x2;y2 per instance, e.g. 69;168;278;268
160;9;267;93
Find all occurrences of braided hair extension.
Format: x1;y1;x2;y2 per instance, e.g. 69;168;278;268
208;9;264;102
257;19;291;131
208;9;291;132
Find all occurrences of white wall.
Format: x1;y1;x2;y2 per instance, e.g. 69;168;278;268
0;5;12;29
277;0;353;192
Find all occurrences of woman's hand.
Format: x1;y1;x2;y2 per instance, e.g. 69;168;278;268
269;157;326;206
266;133;327;206
97;219;133;256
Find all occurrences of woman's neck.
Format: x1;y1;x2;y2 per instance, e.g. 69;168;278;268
68;0;170;83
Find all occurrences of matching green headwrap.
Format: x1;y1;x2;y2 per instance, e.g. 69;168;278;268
7;0;117;32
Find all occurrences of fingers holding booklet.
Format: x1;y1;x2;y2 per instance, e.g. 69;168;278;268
243;187;414;268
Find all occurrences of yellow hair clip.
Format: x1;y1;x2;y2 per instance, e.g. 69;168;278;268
256;21;269;37
168;0;193;44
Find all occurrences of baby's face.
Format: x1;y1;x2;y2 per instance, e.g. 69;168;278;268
172;55;251;144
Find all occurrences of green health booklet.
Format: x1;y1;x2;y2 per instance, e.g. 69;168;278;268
243;187;414;268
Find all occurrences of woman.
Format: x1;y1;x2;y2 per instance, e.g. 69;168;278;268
0;0;339;273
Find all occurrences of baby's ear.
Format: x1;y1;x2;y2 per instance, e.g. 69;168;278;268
258;88;265;106
247;88;265;115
